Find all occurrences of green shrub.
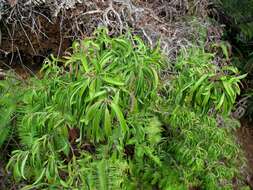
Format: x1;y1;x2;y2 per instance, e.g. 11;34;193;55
1;28;247;189
171;48;246;115
161;46;247;189
5;28;165;189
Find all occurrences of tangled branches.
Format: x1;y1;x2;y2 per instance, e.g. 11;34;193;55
0;0;218;63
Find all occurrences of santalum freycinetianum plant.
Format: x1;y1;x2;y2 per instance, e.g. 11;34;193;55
159;45;248;189
6;28;165;189
2;27;249;189
172;48;246;115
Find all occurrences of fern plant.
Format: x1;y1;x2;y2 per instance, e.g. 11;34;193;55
0;74;22;148
161;106;243;189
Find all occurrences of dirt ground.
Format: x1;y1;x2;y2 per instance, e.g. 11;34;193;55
237;121;253;189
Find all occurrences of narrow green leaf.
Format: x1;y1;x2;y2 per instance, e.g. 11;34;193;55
104;106;112;137
110;102;127;136
150;67;159;89
99;52;114;68
102;77;125;86
93;107;102;142
222;81;235;102
216;93;225;111
86;90;107;103
80;53;89;72
191;75;208;94
20;153;29;180
85;101;101;124
33;168;46;185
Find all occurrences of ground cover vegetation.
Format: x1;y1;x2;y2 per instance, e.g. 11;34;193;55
0;27;250;189
0;0;253;189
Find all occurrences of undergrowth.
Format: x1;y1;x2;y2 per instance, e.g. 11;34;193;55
0;28;249;189
216;0;253;119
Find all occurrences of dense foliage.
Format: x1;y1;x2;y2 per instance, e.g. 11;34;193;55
221;0;253;78
219;0;253;41
171;48;245;115
217;0;253;119
0;28;249;189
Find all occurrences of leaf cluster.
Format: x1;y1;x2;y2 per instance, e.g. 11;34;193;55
0;28;248;189
171;48;246;115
